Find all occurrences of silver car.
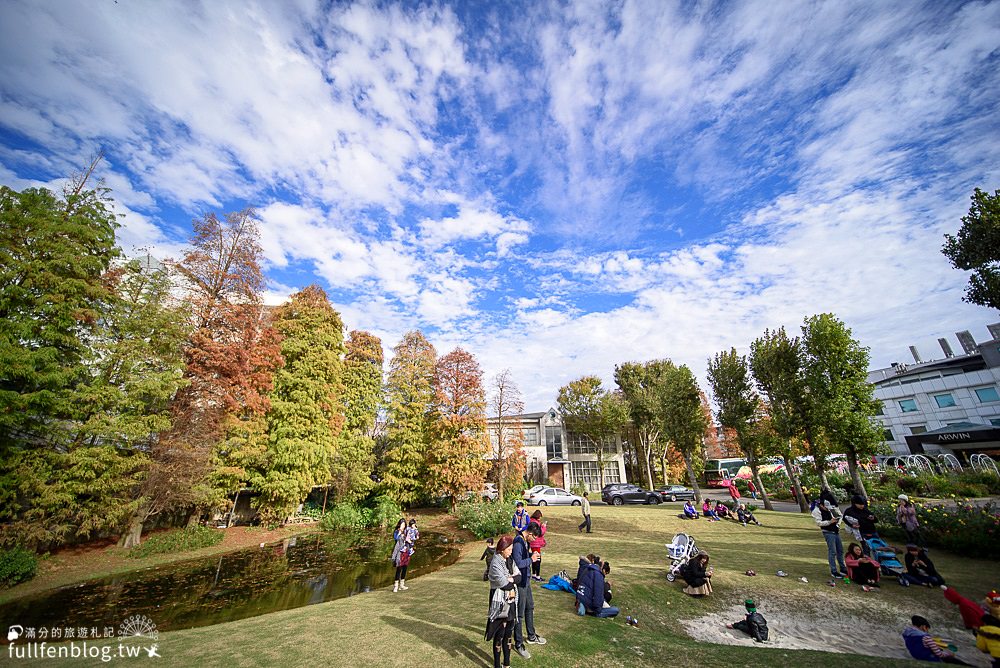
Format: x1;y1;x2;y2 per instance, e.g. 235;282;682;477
527;487;583;506
523;484;550;500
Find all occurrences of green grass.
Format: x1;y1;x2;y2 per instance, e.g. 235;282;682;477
12;505;997;667
126;526;224;558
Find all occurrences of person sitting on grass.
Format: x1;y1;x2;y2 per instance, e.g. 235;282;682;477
702;499;722;521
575;555;619;618
845;542;881;588
715;501;734;520
905;544;945;587
726;598;769;642
601;561;613;605
680;551;713;598
680;500;699;520
903;615;973;665
737;503;762;527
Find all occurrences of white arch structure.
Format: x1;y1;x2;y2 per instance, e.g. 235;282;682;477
970;453;999;476
936;453;963;473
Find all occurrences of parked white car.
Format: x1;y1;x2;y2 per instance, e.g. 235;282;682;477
526;487;583;506
523;484;550;500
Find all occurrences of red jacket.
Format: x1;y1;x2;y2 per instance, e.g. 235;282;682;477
943;586;986;629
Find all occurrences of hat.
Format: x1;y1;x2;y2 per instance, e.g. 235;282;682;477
851;495;866;505
496;535;514;552
744;598;756;612
897;494;909;501
515;500;524;507
987;590;1000;604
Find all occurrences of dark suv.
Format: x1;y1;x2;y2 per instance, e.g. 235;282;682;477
601;483;660;506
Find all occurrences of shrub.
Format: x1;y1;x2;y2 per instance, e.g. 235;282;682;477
127;526;223;559
320;502;370;531
570;480;588;497
368;496;403;529
872;500;1000;560
455;498;514;539
0;547;37;588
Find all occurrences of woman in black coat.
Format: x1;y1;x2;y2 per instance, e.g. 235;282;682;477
681;551;713;597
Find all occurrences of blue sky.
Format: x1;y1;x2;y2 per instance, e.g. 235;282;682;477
1;0;998;407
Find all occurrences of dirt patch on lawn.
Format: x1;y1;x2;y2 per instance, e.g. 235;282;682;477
682;597;989;666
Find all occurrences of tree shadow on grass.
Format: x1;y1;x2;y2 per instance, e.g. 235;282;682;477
380;614;492;665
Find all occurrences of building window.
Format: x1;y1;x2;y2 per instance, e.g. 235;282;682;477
545;426;564;460
523;426;539;447
933;393;956;408
565;432;617;455
875;404;884;416
882;428;894;442
909;426;927;435
974;386;1000;403
990;418;1000;427
569;461;622;491
898;398;918;413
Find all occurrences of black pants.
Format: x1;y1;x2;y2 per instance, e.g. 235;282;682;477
394;565;407;581
579;514;591;532
531;558;541;577
492;621;513;668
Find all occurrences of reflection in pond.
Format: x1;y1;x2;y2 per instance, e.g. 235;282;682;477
0;530;458;637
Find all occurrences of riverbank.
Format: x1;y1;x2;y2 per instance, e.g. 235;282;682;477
0;508;469;607
9;504;995;667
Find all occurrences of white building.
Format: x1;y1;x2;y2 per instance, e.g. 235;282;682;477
487;408;627;491
869;323;1000;460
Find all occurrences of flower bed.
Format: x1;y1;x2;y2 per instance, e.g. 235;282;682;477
872;500;1000;560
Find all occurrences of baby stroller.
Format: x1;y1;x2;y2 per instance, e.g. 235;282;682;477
665;532;697;582
864;536;904;576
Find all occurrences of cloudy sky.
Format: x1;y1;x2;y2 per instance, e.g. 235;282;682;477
1;0;998;407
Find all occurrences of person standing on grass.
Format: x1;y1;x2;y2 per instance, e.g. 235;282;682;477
843;495;879;544
897;494;922;546
578;491;592;533
528;510;547;581
391;519;410;593
728;481;741;504
812;499;848;579
511;523;546;657
512;500;530;533
486;535;519;668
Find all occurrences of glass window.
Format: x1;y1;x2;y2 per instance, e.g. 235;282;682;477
898;398;918;412
545;426;564;460
523;426;539;447
882;428;894;442
990;418;1000;426
933;393;956;408
975;386;1000;403
909;426;927;435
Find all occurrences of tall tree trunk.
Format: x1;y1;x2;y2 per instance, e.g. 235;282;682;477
660;452;668;486
118;504;149;549
746;453;774;511
846;445;868;499
642;436;654;491
186;509;201;528
683;451;702;505
647;450;656;490
783;449;809;513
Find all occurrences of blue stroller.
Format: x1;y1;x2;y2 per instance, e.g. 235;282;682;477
864;536;904;577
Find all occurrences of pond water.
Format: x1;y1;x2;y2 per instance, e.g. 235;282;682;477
0;530;459;639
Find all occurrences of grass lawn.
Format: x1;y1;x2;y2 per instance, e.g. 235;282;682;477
9;504;997;667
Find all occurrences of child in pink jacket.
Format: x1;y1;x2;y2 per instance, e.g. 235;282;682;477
528;510;547;581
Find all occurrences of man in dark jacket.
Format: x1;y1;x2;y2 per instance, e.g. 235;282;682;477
843;495;878;537
512;524;546;657
576;558;619;618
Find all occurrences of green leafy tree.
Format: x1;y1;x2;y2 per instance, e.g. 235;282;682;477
707;348;774;510
381;331;436;506
0;163;119;452
657;363;708;503
942;187;1000;311
749;328;812;512
333;330;384;503
615;360;673;489
428;348;490;511
800;313;883;499
253;286;345;523
557;376;628;490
